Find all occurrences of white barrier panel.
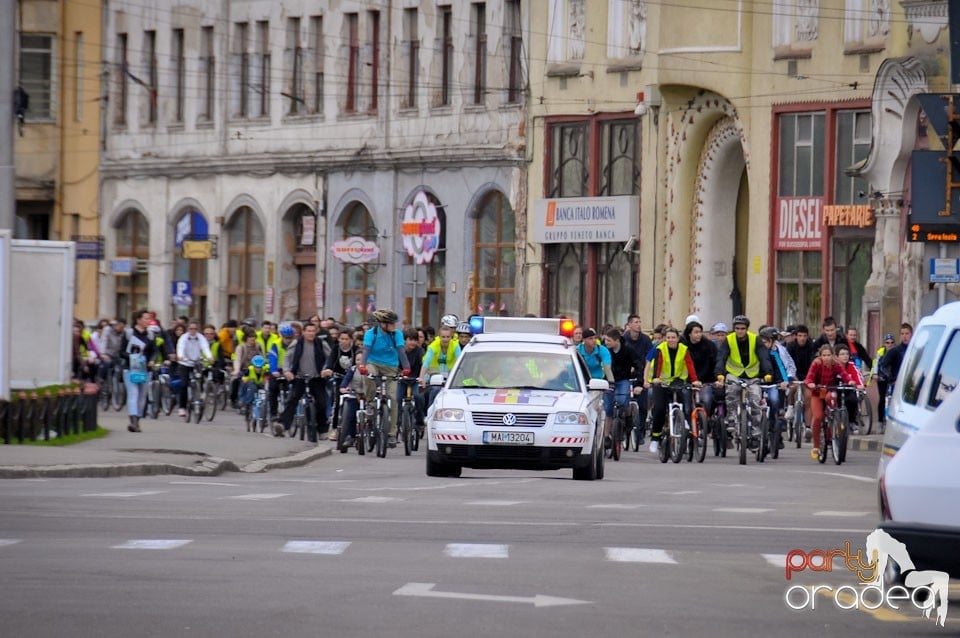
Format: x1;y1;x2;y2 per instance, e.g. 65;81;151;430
0;230;9;400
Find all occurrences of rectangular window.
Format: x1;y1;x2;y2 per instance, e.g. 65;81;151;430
20;34;54;121
200;26;215;121
346;13;359;112
472;3;486;105
172;28;185;123
402;8;418;109
599;120;639;196
286;17;302;115
834;110;872;204
114;32;127;126
368;10;380;113
778;112;825;197
234;22;249;118
506;0;522;103
74;32;84;122
144;30;157;125
309;16;324;114
776;251;822;330
548;123;590;197
256;21;270;117
440;6;453;106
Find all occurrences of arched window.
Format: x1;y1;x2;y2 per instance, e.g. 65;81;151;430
226;206;264;319
115;210;150;320
341;203;377;322
172;210;209;321
402;192;446;328
472;192;515;316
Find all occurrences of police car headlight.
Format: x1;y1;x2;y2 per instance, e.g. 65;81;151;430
434;408;464;421
555;411;587;425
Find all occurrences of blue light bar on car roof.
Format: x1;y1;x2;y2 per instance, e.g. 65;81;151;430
468;316;574;337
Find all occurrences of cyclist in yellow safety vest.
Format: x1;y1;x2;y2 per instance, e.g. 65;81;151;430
643;327;700;454
713;315;772;435
419;325;462;412
239;355;268;415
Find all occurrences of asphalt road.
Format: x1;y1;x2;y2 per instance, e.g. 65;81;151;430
0;443;955;637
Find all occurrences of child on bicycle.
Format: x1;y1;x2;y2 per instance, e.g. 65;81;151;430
804;345;848;460
239;355;268;415
835;344;866;432
338;353;367;447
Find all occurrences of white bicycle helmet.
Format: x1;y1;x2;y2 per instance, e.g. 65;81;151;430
440;314;459;329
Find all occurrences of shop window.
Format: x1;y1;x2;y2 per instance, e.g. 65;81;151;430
831;238;871;334
226;207;264;319
473;192;515;316
341;203;376;321
173;210;209;321
115;210;150;320
776;251;821;329
835;110;871;205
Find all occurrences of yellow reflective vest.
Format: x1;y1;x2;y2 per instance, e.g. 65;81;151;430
725;332;760;378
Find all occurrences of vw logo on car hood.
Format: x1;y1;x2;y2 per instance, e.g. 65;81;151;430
502;413;517;426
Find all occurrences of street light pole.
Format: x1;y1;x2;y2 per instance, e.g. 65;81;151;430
0;0;16;231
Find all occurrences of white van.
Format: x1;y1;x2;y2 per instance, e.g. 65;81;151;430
881;300;960;473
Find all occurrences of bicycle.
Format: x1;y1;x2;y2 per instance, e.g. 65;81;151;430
688;387;708;463
184;365;207;423
652;381;696;464
855;387;873;435
367;375;394;458
245;383;268;434
398;378;420;456
813;384;851;465
721;375;766;466
286;376;318;441
335;388;359;454
145;364;173;419
103;360;127;412
756;383;785;463
709;385;727;458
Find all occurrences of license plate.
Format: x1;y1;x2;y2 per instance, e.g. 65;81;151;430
482;431;534;445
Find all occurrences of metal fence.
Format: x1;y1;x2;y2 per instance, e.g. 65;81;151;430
0;386;99;444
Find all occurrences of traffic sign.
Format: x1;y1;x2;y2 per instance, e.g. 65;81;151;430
172;281;192;306
930;258;960;283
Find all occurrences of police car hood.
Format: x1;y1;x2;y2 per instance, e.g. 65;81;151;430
436;388;586;411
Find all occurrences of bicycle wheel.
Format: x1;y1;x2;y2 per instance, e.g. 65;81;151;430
147;381;159;419
305;401;316;442
818;420;829;464
859;393;873;435
160;381;174;415
193;387;205;423
112;372;127;411
98;373;112;411
694;409;707;463
771;417;782;460
356;411;366;456
218;383;229;411
376;405;388;458
756;412;768;463
204;380;218;422
401;406;413;456
738;407;748;466
290;406;302;441
669;409;684;464
611;414;622;461
411;405;421;452
793;402;804;449
627;402;640;451
833;411;846;465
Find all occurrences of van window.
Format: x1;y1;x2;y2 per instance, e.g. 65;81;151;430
928;330;960;408
900;325;945;406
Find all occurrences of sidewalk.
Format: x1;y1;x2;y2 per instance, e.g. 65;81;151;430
0;409;333;479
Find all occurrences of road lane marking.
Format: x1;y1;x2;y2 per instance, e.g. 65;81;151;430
605;548;677;564
82;491;166;498
393;582;590;607
228;493;291;500
813;511;872;517
281;541;350;555
0;540;22;547
713;508;774;514
792;471;875;483
587;504;644;510
168;481;240;487
763;554;787;568
663;491;701;496
444;543;509;558
341;496;403;503
113;540;192;550
465;500;525;506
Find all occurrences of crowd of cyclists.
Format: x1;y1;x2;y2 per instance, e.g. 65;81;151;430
70;307;913;463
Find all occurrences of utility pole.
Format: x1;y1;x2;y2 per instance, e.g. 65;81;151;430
0;0;15;231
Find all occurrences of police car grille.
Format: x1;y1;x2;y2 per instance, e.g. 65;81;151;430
470;412;548;427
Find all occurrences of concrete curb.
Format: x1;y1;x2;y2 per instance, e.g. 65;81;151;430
0;444;334;479
848;436;882;452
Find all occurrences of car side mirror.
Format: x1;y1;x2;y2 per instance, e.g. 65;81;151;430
588;379;610;392
429;374;445;387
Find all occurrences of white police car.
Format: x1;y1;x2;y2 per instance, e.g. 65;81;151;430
425;317;609;480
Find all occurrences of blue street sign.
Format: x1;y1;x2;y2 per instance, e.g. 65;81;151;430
172;281;192;297
930;258;960;283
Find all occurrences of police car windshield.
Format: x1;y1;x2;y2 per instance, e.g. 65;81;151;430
449;352;581;392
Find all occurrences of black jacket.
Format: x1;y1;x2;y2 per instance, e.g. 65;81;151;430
684;337;718;383
324;345;358;377
287;337;330;378
879;342;909;383
787;340;817;380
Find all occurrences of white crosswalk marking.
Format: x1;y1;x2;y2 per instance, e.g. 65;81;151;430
812;511;871;517
444;543;509;558
228;493;290;500
113;540;192;550
713;507;774;514
763;554;787;569
587;504;644;510
341;496;402;503
82;491;166;498
465;500;525;506
604;548;677;564
281;541;351;555
0;540;22;547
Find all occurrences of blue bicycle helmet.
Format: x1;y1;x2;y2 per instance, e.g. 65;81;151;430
278;322;295;338
251;355;265;368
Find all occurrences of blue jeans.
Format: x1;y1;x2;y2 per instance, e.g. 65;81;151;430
764;386;782;416
240;380;263;406
123;370;148;417
603;379;631;417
